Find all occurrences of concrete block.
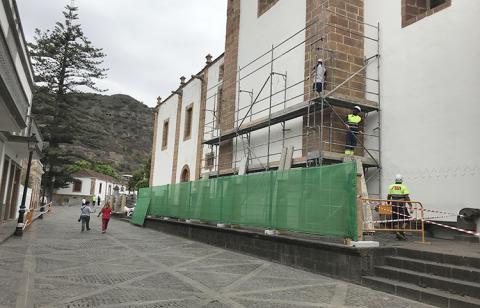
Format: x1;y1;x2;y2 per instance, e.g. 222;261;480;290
349;241;379;248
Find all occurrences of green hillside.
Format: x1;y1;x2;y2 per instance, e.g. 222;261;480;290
33;92;154;173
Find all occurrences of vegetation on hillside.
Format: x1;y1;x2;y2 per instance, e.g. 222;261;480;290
67;160;121;180
128;159;151;191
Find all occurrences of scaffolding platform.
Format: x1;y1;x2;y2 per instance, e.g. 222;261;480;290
202;151;378;178
203;94;379;146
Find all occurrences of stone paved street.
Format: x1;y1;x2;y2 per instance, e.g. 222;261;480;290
0;207;436;308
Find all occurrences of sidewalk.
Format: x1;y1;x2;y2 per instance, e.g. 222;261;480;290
0;206;435;308
0;219;17;244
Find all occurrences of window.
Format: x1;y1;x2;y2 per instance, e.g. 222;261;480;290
184;104;193;140
180;165;190;183
99;183;102;194
162;119;169;150
218;64;224;81
402;0;450;27
73;180;82;192
257;0;279;17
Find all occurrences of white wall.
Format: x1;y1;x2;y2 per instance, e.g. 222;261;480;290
56;177;92;196
151;95;179;185
176;79;202;182
365;1;480;217
235;0;306;169
0;1;33;107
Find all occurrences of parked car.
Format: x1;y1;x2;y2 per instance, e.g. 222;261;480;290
124;205;135;217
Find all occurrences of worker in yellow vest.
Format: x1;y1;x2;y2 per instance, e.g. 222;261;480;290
387;174;412;240
91;194;96;206
345;106;362;155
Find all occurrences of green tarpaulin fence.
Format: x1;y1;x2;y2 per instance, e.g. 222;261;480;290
131;162;357;240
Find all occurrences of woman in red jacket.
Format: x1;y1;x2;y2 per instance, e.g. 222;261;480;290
98;202;113;233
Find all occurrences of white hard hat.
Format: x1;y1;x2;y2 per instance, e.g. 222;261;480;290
395;174;403;183
318;58;323;62
354;105;361;112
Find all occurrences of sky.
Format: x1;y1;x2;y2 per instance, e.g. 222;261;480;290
17;0;227;107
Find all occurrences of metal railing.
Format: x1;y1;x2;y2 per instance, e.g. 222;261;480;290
362;198;426;243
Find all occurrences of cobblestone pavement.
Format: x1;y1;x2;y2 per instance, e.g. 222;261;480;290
0;207;436;308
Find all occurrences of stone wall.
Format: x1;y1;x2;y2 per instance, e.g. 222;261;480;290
401;0;451;27
218;0;241;173
171;92;183;183
257;0;279;17
303;0;365;157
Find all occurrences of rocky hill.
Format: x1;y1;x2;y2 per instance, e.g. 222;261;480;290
34;92;154;173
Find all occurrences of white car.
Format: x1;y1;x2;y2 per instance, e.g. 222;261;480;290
124;206;135;217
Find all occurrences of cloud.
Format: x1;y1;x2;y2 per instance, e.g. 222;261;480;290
17;0;227;107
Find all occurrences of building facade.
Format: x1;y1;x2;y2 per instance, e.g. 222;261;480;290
53;170;123;206
0;0;43;223
150;0;479;219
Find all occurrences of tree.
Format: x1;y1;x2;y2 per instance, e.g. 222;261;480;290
95;163;120;180
28;5;107;97
67;160;121;180
28;3;107;194
127;159;151;191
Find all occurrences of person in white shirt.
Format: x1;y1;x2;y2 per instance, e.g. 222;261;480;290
313;58;327;94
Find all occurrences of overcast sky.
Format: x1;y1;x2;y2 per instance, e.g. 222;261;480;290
17;0;227;107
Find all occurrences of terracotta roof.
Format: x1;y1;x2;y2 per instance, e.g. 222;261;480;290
70;169;118;183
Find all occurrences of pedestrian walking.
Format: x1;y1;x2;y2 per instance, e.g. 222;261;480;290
98;201;113;233
79;201;92;232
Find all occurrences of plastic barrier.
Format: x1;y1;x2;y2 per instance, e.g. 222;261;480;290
132;162;357;240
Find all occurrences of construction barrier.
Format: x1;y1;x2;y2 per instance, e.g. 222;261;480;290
132;162;358;240
362;198;425;242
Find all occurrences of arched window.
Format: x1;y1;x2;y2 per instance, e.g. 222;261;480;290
180;165;190;183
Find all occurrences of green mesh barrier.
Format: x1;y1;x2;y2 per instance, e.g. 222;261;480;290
131;187;152;226
136;162;357;239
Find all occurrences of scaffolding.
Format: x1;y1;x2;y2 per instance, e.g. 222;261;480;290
201;3;381;195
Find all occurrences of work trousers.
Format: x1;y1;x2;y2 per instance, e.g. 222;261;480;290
345;129;358;151
81;216;90;231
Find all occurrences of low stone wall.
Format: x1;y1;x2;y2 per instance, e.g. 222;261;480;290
140;217;394;283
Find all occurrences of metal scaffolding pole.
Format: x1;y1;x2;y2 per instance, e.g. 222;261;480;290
266;45;274;171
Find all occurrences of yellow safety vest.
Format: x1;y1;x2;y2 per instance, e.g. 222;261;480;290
388;183;410;199
347;114;361;130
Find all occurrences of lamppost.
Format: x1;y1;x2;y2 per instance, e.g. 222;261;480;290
15;135;37;236
39;164;50;219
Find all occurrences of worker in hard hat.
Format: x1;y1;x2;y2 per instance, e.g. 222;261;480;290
387;174;412;240
345;106;362;155
313;58;327;94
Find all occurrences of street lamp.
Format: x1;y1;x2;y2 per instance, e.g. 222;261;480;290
15;135;37;236
39;164;50;219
